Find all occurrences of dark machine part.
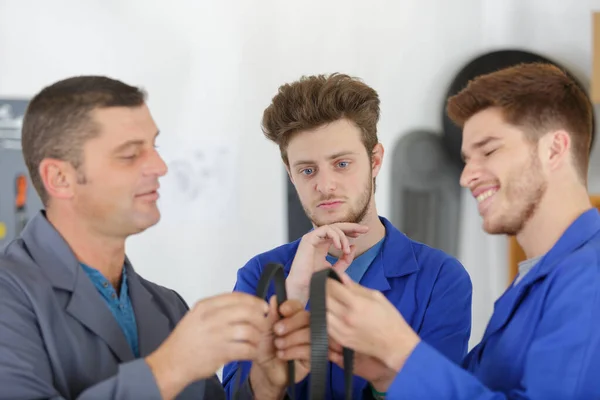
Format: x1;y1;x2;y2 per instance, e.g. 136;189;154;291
390;130;461;257
0;99;43;248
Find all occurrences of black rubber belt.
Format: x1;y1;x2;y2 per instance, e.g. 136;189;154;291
308;268;353;399
248;263;354;400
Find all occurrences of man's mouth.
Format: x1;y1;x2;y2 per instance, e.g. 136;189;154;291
136;188;160;200
475;188;498;203
318;200;343;209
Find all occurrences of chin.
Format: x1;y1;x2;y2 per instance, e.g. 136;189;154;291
482;214;522;236
133;210;161;232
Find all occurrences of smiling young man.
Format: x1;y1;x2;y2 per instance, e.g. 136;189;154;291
323;63;600;399
0;75;310;400
222;73;473;399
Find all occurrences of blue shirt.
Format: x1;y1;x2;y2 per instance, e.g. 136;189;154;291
223;216;472;400
388;208;600;399
325;237;384;283
81;264;140;358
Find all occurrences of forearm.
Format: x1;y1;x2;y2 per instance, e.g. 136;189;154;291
387;342;504;400
145;351;190;400
76;359;167;400
285;277;309;306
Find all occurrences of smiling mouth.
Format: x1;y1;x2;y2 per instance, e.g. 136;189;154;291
476;188;498;203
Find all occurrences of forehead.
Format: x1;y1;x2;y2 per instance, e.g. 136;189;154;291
461;108;523;153
286;119;364;160
88;105;157;144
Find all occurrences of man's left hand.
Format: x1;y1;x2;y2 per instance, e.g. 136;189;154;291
250;297;311;399
325;271;421;374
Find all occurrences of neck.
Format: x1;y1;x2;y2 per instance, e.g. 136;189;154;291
46;207;126;289
516;182;592;259
328;203;386;258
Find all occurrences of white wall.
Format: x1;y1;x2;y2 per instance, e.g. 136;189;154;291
1;0;599;350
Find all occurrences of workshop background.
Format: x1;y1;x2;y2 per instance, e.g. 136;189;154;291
1;0;600;349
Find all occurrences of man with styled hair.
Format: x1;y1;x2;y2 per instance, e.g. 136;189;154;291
223;73;473;399
324;63;600;399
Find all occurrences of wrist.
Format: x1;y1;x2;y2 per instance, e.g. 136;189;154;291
145;350;189;400
383;332;421;373
369;373;395;393
249;365;286;400
285;275;309;305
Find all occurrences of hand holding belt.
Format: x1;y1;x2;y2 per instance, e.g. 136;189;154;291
250;263;354;400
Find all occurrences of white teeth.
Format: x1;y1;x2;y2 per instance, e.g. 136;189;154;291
476;189;497;203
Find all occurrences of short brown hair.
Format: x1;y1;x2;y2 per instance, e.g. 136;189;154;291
22;75;146;206
261;73;380;164
446;62;593;180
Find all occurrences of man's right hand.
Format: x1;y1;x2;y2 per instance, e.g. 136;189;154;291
286;223;369;305
145;292;270;400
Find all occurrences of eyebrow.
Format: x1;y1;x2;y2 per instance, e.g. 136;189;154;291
292;151;357;168
460;136;500;161
113;130;160;153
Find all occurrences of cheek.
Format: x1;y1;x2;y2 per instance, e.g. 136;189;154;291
85;171;133;200
293;178;313;198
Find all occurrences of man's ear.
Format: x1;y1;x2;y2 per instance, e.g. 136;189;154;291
371;143;384;178
545;129;571;171
39;158;78;201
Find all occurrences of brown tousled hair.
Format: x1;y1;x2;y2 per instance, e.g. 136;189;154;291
261;73;380;165
446;62;593;181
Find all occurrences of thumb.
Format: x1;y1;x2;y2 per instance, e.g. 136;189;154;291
331;245;356;273
267;295;280;324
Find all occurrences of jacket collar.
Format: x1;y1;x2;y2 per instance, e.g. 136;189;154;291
481;207;600;343
20;211;169;360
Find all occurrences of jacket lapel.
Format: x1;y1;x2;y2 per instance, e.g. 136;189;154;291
65;270;135;362
364;217;420;291
125;260;173;356
480;208;600;343
21;211;134;362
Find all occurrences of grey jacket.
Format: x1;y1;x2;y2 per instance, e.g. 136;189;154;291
0;211;252;399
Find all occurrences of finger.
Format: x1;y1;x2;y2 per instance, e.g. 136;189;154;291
312;226;337;247
266;295;280;325
329;338;343;352
344;231;365;238
197;292;270;314
339;272;382;300
323;226;342;250
205;303;270;333
226;322;263;346
279;299;304;317
338;270;354;286
326;278;355;308
328;350;344;368
331;245;356;273
274;307;309;335
330;225;350;254
277;344;311;361
333;223;370;235
224;341;260;362
275;327;310;350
